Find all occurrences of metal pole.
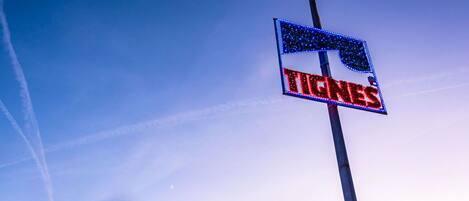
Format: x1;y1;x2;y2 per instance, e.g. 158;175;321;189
308;1;358;201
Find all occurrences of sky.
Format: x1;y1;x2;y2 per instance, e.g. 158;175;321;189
0;0;468;201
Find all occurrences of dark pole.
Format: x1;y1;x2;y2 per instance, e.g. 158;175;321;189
308;1;358;201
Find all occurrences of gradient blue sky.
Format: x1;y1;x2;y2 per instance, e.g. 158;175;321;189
1;0;468;201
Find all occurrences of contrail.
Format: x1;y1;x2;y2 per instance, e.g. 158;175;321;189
382;67;469;89
48;97;283;152
0;1;54;201
0;99;49;188
2;77;469;172
399;82;469;97
2;78;469;169
0;97;284;167
0;156;29;169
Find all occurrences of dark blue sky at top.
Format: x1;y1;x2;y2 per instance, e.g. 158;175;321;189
2;0;245;142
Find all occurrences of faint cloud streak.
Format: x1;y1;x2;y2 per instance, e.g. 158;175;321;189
0;1;54;200
0;97;283;168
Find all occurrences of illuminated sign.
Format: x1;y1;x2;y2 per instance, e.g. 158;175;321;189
274;19;387;114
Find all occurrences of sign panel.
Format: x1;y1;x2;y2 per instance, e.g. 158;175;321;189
274;19;387;114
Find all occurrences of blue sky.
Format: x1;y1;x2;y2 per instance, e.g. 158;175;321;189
0;0;468;201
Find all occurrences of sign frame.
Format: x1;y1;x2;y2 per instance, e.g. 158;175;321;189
274;18;387;115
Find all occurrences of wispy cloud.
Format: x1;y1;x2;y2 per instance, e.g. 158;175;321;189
0;156;29;169
0;99;48;175
48;97;283;152
3;71;469;171
0;97;283;168
0;1;54;200
399;82;469;97
382;67;469;89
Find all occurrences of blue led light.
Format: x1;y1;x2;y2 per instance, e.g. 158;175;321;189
278;20;372;73
273;18;388;114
